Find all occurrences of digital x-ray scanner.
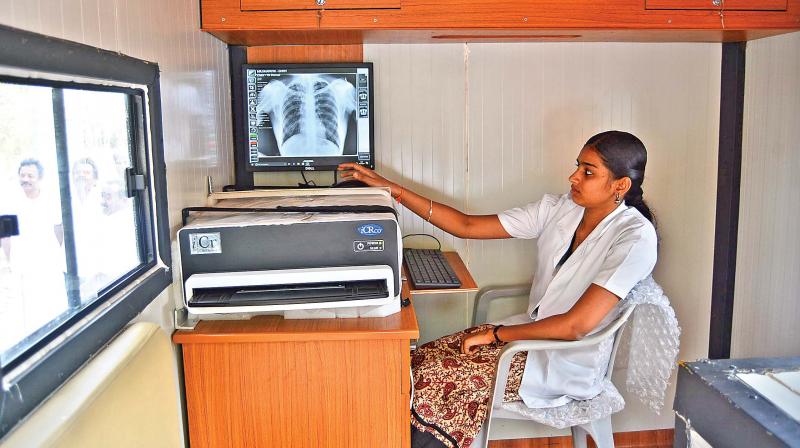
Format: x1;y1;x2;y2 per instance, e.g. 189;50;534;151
177;188;401;319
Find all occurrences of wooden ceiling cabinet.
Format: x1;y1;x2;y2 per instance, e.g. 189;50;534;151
240;0;401;11
646;0;788;11
199;0;800;44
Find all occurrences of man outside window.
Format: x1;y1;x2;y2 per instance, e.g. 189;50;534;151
0;159;68;344
70;157;105;301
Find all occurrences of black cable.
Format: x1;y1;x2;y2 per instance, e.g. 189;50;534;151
299;171;316;187
401;233;442;251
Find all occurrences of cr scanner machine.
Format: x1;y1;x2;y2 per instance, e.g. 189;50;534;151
177;188;401;319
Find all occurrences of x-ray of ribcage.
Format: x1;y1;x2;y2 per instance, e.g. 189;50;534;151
256;75;357;156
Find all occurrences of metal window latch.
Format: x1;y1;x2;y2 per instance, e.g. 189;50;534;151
125;168;146;198
0;215;19;238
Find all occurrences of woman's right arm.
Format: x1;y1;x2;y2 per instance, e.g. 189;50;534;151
337;163;511;240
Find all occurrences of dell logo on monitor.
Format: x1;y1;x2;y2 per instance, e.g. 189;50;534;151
357;224;383;236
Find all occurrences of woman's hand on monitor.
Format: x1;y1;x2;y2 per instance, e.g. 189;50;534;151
337;163;400;196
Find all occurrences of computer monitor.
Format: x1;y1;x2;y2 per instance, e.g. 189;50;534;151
242;63;374;172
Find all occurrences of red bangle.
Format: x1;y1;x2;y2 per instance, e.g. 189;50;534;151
393;186;404;204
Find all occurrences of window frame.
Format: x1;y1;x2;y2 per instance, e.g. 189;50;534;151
0;25;172;438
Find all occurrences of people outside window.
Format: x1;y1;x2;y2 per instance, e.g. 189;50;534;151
70;157;106;301
97;180;140;283
0;159;68;346
338;130;658;448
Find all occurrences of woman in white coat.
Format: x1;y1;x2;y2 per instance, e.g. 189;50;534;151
338;130;658;448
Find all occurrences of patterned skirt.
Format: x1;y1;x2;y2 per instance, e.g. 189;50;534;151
411;324;528;448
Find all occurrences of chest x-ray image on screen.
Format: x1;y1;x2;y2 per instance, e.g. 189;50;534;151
243;64;374;171
258;75;355;155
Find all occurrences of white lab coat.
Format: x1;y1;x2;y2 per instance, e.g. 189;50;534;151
497;193;657;408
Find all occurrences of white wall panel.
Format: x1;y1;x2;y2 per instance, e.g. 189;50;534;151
732;31;800;358
365;41;721;436
366;44;467;248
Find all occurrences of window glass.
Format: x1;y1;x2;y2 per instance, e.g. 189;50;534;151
0;82;144;366
63;89;141;302
0;83;69;361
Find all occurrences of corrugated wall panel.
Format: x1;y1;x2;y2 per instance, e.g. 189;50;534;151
732;32;800;358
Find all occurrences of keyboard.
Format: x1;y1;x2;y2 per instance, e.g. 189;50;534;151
403;248;462;289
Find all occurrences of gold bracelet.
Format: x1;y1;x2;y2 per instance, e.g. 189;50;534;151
427;199;433;222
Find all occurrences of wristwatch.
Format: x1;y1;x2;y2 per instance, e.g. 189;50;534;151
492;324;505;343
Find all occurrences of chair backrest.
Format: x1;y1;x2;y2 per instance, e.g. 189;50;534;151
472;284;532;327
603;304;635;381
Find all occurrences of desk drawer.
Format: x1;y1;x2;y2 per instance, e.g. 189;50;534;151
182;339;408;447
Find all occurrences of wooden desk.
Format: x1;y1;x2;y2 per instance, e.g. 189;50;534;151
173;300;419;447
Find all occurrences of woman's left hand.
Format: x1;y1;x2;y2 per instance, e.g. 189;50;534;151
461;327;495;355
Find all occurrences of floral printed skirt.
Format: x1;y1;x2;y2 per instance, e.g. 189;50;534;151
411;324;528;448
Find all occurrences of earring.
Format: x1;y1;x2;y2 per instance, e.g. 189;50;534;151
614;192;621;204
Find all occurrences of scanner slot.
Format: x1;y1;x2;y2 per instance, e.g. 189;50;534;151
189;279;388;307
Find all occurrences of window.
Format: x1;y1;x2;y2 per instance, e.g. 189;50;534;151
0;25;171;437
1;82;148;364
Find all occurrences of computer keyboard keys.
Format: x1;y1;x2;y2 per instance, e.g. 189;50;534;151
402;248;462;289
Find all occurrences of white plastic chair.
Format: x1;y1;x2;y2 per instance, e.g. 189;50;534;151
470;284;635;448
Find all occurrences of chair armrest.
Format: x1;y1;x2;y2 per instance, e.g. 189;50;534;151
490;332;614;409
472;284;532;326
488;305;635;410
495;304;634;358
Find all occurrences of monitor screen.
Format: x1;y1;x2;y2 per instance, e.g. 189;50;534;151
242;63;374;171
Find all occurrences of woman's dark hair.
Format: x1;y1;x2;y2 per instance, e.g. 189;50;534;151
585;130;655;225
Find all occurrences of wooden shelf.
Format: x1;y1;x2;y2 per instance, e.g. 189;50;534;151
405;251;479;296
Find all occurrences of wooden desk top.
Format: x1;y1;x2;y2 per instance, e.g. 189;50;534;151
406;251;479;295
173;298;419;344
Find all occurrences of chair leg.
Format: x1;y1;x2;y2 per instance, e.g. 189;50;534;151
571;425;589;448
471;426;488;448
578;416;614;448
